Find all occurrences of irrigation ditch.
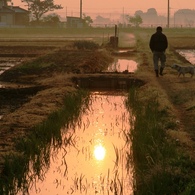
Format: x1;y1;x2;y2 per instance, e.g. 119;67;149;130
22;91;136;195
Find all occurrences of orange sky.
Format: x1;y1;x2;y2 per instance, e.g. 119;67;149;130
14;0;195;17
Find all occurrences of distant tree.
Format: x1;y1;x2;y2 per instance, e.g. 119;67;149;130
135;10;144;16
147;8;158;16
41;13;61;27
94;15;112;26
21;0;63;23
126;14;143;27
83;13;93;27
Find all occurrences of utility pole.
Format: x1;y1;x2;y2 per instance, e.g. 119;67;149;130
167;0;170;28
80;0;82;19
123;7;125;27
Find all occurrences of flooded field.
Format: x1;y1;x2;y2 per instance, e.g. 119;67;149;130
25;92;134;195
0;58;21;76
176;49;195;65
106;58;138;73
0;57;35;119
0;57;33;88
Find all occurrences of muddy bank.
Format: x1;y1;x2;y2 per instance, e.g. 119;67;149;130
0;86;46;115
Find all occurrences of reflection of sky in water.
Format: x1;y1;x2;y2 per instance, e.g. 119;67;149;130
0;64;14;75
0;59;22;75
177;49;195;65
106;58;138;73
28;92;134;195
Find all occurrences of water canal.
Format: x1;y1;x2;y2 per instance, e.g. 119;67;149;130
21;92;134;195
0;52;137;194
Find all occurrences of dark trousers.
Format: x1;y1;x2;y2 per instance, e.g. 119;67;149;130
153;51;166;71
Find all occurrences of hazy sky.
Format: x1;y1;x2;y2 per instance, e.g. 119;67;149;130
14;0;195;17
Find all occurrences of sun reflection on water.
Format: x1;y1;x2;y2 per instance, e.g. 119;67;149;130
176;49;195;65
26;92;134;195
94;144;106;161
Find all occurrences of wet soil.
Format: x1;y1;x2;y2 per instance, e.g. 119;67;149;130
0;86;45;115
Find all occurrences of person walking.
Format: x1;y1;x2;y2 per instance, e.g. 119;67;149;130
149;26;168;77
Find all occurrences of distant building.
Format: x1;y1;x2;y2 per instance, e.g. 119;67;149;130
0;0;29;26
66;16;84;28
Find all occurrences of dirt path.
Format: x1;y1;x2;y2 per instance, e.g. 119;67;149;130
134;31;195;160
158;74;195;157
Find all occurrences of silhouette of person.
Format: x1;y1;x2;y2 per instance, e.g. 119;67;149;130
149;26;168;77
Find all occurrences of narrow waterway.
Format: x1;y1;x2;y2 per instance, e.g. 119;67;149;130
26;91;134;195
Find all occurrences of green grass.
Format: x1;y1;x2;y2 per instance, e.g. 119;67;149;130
126;88;195;195
0;27;116;38
0;26;194;39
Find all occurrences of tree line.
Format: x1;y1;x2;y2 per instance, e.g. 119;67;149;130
17;0;195;27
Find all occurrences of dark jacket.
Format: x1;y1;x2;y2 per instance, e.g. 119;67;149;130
149;31;168;52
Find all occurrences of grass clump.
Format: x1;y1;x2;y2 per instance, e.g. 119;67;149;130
0;44;113;81
73;40;100;50
0;89;89;195
126;88;195;195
